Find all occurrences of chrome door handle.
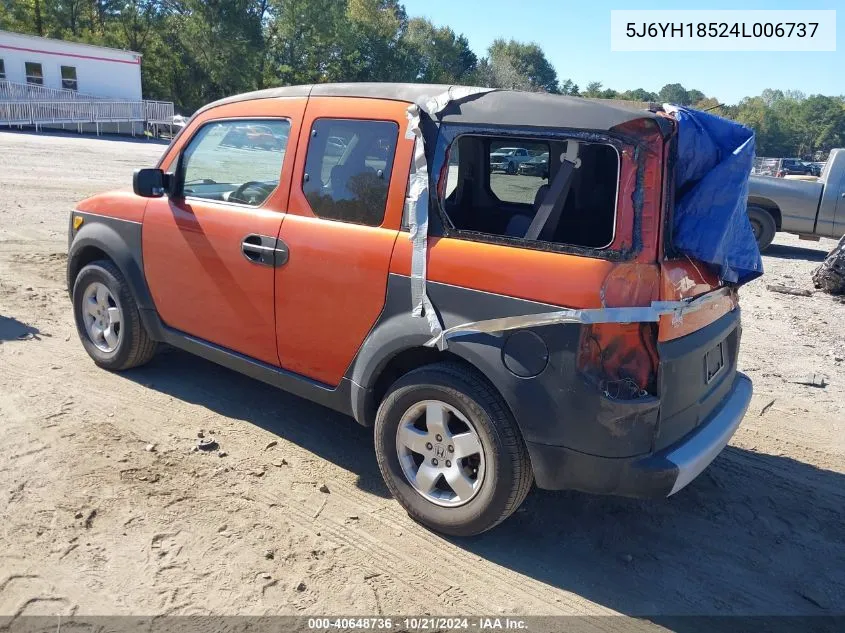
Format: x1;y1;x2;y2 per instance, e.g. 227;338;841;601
241;235;288;267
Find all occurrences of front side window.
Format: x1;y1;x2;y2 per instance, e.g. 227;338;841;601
302;118;399;226
443;134;619;249
0;59;6;80
61;65;77;91
180;119;290;206
25;62;43;85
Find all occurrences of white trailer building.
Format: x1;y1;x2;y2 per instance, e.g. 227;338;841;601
0;30;173;135
0;30;142;100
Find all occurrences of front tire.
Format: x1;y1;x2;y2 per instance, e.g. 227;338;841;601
72;260;157;371
747;206;777;251
374;362;532;536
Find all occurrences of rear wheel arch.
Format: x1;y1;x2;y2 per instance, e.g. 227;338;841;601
747;197;782;230
353;341;521;436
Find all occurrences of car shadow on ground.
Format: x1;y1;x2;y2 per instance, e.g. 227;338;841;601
764;243;828;262
0;315;44;342
122;347;845;619
124;347;390;498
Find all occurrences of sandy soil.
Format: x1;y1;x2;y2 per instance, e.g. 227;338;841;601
1;130;843;619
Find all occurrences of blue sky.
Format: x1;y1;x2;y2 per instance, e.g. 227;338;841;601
400;0;842;104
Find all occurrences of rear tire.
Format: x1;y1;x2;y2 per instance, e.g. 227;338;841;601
374;362;533;536
72;260;158;371
506;161;517;175
747;206;777;252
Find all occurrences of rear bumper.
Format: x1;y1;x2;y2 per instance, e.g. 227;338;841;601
527;373;752;498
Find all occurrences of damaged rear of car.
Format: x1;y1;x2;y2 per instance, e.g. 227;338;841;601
400;89;759;502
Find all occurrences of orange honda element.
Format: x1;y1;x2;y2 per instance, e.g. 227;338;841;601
68;84;754;535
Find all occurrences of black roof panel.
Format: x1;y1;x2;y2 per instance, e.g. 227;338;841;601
197;83;657;132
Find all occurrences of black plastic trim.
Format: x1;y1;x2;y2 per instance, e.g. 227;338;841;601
159;326;355;416
348;273;661;457
67;211;154;313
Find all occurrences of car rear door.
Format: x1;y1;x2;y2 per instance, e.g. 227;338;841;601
142;98;305;366
273;97;415;386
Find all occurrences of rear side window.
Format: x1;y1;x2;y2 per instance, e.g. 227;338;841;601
302;118;399;226
443;134;619;249
180;119;290;206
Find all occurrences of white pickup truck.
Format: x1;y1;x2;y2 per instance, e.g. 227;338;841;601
747;148;845;250
489;147;533;174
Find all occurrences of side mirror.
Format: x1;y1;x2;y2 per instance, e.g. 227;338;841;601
133;168;168;197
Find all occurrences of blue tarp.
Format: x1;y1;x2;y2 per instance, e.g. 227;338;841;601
667;105;762;285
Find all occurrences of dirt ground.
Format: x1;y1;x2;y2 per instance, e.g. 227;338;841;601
1;131;843;619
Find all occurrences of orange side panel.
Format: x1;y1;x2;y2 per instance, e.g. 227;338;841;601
143;201;285;365
143;97;307;366
275;215;399;384
658;258;737;342
76;191;148;223
274;96;413;386
390;236;619;309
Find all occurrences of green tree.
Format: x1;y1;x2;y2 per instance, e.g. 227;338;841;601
403;17;476;83
658;83;689;105
559;78;579;96
582;81;603;98
619;88;658;102
481;38;559;93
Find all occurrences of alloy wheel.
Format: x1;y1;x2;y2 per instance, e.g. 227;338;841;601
395;400;486;507
81;282;123;353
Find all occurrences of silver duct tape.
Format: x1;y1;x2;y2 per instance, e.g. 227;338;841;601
424;287;734;349
405;109;430;319
422;85;494;116
404;86;494;340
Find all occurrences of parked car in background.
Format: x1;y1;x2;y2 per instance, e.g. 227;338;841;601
222;123;285;150
777;158;814;177
747;148;845;250
518;152;549;177
809;162;825;177
67;84;752;535
489;146;531;174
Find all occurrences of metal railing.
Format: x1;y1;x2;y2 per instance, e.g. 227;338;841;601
144;100;176;123
0;79;105;101
0;78;176;132
1;99;175;129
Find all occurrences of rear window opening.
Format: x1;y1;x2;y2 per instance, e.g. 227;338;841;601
441;135;619;249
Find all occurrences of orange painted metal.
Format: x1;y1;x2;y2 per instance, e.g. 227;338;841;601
658;257;737;342
76;190;148;223
143;97;308;366
274;97;413;385
143;201;287;365
390;236;618;310
275;215;401;383
609;121;665;264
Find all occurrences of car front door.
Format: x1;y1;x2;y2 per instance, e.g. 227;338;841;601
142;99;305;366
273;97;414;386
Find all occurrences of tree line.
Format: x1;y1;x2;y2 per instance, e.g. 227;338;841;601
2;0;844;159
